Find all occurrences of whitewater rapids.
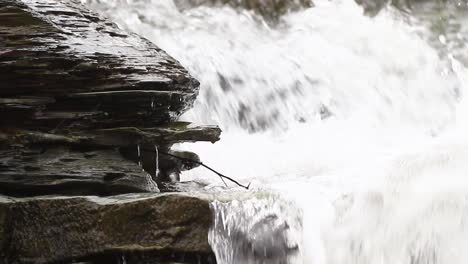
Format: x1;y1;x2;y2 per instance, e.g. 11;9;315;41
85;0;468;263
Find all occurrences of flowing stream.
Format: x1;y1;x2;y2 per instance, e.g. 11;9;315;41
85;0;468;263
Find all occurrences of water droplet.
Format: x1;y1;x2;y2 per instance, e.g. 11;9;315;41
439;35;447;45
137;144;141;167
155;145;159;178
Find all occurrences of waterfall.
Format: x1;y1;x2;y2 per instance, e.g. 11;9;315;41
85;0;468;263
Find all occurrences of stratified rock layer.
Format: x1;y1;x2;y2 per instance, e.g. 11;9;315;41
0;194;215;263
0;0;221;196
0;0;197;128
0;146;159;197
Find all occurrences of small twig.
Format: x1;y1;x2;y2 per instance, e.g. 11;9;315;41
50;118;67;134
160;151;250;190
217;172;228;187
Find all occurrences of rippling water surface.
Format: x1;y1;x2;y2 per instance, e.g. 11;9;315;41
85;1;468;263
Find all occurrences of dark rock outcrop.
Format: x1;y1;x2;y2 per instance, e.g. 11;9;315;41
0;0;201;128
0;0;223;262
355;0;459;15
174;0;313;21
0;146;159;197
0;0;221;196
0;193;216;263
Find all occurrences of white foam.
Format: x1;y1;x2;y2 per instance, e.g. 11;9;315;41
85;0;468;263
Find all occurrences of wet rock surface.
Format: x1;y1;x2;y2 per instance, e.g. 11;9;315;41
0;1;221;261
174;0;312;21
210;199;302;264
354;0;465;15
0;0;198;129
0;146;159;197
0;193;215;263
0;0;221;196
0;0;198;98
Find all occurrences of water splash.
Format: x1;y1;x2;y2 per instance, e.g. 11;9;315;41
154;145;159;178
85;0;468;263
137;144;141;168
210;196;303;264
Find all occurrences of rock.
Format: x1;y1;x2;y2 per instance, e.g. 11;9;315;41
0;0;198;130
219;214;299;263
0;193;216;263
210;199;302;264
0;146;159;197
355;0;437;15
158;181;209;193
0;125;221;150
174;0;313;21
0;1;222;262
0;198;9;260
355;0;389;15
0;0;222;196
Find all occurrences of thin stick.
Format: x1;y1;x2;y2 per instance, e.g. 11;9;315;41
160;151;250;190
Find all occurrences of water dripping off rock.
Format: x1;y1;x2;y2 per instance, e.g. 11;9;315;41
209;197;303;264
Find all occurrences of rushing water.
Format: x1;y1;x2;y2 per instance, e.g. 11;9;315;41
85;0;468;263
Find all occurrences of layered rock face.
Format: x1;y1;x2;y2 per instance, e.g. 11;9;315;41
0;0;220;262
0;0;221;196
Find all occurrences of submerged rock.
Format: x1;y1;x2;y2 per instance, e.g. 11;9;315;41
355;0;450;15
210;199;302;264
174;0;313;21
235;214;299;262
0;193;215;263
